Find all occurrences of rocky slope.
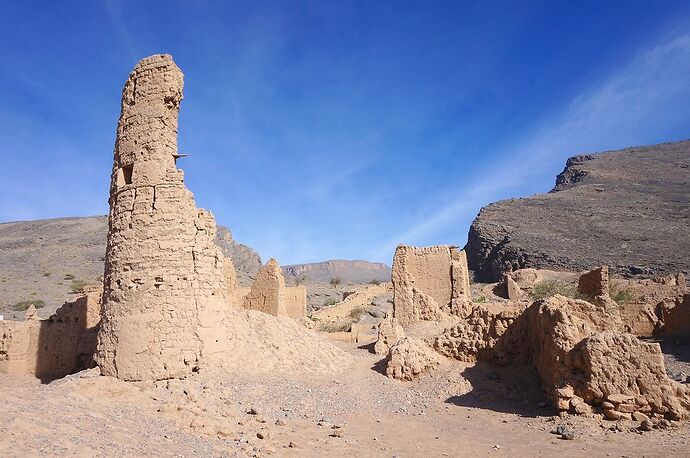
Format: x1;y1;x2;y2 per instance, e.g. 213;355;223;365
283;260;391;284
465;140;690;282
0;216;261;317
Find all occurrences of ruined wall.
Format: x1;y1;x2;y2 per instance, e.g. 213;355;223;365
578;266;610;298
96;54;231;381
0;286;101;381
284;285;307;318
659;294;690;337
391;245;472;327
243;259;287;316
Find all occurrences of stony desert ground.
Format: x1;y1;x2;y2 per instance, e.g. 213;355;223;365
3;339;690;458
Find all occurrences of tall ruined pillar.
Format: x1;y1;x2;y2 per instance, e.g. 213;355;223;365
96;54;230;381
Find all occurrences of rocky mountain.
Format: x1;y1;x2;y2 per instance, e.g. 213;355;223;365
283;260;391;284
0;216;261;317
465;139;690;282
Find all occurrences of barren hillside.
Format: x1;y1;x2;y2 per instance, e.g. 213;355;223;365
466;140;690;282
0;216;261;318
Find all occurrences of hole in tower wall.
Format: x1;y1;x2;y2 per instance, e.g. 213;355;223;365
122;164;133;184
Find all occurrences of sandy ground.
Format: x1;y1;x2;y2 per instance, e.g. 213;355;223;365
2;339;688;457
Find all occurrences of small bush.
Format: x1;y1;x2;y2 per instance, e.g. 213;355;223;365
529;279;578;301
42;272;51;277
474;295;487;303
12;300;45;311
348;306;367;319
369;279;381;285
329;277;342;286
70;280;88;293
318;321;352;333
64;273;75;280
323;298;339;307
610;281;636;304
293;275;306;286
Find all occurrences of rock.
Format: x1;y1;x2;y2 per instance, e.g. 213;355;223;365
385;337;443;381
288;441;298;448
639;419;654;431
465;140;690;281
607;394;635;404
248;407;259;415
256;431;269;440
601;402;615;410
617;403;637;413
570;397;592;415
556;386;575;399
369;309;386;319
632;411;650;422
374;317;405;356
603;409;623;421
275;419;286;426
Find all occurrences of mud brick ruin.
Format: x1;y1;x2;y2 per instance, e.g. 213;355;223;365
242;259;307;318
378;248;690;420
94;55;234;381
391;245;472;327
0;285;101;381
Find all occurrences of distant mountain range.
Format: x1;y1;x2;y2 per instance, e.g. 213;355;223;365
283;260;391;284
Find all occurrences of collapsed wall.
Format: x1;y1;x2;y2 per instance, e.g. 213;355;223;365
242;259;307;318
0;286;101;381
96;54;232;381
433;293;690;419
391;245;472;327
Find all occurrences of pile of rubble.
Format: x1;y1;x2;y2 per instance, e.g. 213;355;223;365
376;244;690;423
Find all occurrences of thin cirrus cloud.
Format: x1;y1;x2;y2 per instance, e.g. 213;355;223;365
373;30;690;262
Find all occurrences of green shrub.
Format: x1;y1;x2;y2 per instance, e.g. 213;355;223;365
12;300;45;311
318;321;352;333
329;277;342;286
323;298;339;307
70;279;88;293
610;281;636;304
474;295;487;303
369;279;382;285
529;279;579;301
348;306;367;319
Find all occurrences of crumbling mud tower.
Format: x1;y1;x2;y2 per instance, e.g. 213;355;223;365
96;55;231;381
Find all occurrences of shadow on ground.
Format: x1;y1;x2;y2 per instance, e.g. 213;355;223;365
445;361;554;418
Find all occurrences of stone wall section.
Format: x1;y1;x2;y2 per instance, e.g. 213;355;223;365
0;286;101;381
284;286;307;318
578;266;610;298
243;259;287;316
391;245;472;327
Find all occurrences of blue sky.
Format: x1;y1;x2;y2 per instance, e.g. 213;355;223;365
2;1;690;265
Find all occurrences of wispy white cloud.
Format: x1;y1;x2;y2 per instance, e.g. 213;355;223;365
373;29;690;261
104;0;138;62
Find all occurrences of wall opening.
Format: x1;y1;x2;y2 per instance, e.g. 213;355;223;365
122;164;133;184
